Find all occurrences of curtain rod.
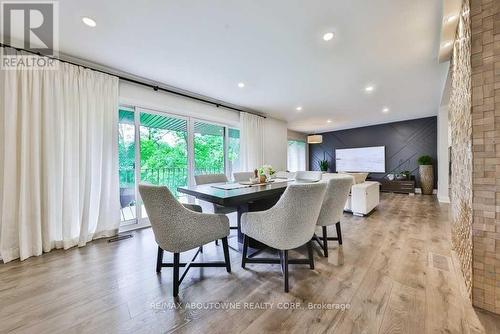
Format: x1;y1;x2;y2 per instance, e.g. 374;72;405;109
0;43;266;118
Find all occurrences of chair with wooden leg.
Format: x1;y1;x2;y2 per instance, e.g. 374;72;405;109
313;175;353;257
194;174;238;246
138;184;231;297
241;182;327;292
194;174;235;220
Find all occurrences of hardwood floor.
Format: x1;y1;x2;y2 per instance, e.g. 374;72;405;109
1;193;500;333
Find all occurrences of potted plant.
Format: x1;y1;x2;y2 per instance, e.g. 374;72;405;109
319;159;329;172
258;165;275;182
417;155;433;195
401;170;411;180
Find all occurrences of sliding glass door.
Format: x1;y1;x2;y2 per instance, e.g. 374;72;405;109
227;128;240;178
118;108;137;224
139;111;189;217
118;107;239;226
194;121;225;175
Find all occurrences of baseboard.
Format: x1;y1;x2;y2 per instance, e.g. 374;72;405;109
119;220;151;233
415;188;438;195
438;196;450;203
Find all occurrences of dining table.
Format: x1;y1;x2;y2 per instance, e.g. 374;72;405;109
178;179;292;254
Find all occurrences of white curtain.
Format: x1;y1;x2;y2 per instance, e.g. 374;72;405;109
287;140;306;172
0;53;120;263
240;112;264;171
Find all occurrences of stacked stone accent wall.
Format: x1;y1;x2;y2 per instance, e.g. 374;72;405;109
470;0;500;314
450;0;473;299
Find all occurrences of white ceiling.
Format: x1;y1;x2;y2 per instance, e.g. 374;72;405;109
11;0;450;132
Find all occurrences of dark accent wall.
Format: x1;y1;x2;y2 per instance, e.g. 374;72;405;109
309;116;437;187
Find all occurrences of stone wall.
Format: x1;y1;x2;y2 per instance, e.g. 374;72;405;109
470;0;500;314
450;0;473;299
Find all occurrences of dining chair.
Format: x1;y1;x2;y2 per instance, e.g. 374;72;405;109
314;174;353;257
274;171;296;179
241;182;327;292
194;174;238;246
295;171;323;182
194;173;228;186
138;184;231;297
194;174;236;215
233;171;254;182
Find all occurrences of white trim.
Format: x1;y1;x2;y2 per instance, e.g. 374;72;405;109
134;107;142;220
187;117;195;189
119;220;151;233
224;127;229;177
438;196;450;203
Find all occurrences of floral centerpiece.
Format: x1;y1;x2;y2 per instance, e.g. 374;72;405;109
258;165;275;180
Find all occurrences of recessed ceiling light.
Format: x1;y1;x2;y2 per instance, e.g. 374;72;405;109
323;32;334;41
442;41;453;48
382;107;390;113
237;82;245;88
365;85;375;93
327;119;332;123
444;14;458;23
296;106;303;111
82;17;97;27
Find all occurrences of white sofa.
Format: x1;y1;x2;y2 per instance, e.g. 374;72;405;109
323;173;380;216
344;181;380;216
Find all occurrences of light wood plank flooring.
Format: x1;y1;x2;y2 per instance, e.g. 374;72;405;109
1;193;500;333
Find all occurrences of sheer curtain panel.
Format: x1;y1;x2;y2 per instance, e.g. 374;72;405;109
287;140;306;172
239;112;264;171
0;53;120;262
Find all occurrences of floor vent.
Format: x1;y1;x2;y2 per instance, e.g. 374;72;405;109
429;252;450;272
108;234;133;243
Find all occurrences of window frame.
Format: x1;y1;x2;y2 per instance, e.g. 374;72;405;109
118;105;240;230
287;139;307;172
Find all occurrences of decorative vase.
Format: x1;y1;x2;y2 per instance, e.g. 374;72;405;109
259;175;267;183
419;165;433;195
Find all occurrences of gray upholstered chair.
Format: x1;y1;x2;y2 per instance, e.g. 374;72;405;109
295;171;323;182
194;174;237;240
241;182;327;292
194;173;228;186
138;184;231;297
233;171;254;182
194;173;236;215
313;175;353;257
274;171;296;179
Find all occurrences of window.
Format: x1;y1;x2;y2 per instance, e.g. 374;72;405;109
287;140;306;172
139;111;188;210
194;121;225;175
118;106;239;226
227;128;240;177
118;108;137;223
